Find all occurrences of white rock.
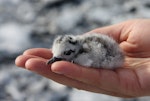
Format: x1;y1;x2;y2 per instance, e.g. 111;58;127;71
0;23;31;54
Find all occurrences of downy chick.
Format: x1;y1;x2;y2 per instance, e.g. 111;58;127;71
47;33;124;69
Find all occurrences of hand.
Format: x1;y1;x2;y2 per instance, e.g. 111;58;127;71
15;19;150;97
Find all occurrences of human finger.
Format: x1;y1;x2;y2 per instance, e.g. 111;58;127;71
15;55;38;68
25;58;105;93
25;58;131;97
23;48;53;59
88;23;124;43
51;61;121;92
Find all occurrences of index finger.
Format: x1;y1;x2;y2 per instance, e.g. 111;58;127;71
23;48;53;59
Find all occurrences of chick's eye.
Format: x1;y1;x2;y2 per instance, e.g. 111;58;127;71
64;50;75;55
64;50;72;55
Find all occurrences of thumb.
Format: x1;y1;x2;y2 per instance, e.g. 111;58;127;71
88;23;124;43
119;41;138;57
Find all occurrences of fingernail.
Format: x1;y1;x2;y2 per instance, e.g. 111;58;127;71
52;70;64;74
51;62;73;75
51;66;64;74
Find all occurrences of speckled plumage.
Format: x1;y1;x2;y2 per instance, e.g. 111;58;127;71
47;33;124;69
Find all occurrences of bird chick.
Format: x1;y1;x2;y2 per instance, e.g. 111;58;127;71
47;33;124;69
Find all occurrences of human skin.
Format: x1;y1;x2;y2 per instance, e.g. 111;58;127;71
15;19;150;98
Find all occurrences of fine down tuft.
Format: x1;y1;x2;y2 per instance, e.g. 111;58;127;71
47;33;124;69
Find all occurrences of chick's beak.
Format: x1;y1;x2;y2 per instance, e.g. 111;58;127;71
46;57;64;65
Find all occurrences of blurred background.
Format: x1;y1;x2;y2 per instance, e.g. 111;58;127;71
0;0;150;101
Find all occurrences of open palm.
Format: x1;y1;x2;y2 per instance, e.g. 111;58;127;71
15;19;150;97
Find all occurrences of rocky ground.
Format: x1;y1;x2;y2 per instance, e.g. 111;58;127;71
0;0;150;101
